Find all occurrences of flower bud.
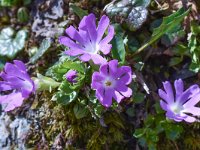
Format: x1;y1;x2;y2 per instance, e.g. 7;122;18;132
65;70;78;83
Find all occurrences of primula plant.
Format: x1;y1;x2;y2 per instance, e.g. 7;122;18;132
0;0;200;150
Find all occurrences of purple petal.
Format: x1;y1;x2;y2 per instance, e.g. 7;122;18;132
113;91;124;103
107;59;118;76
91;54;107;65
78;30;90;44
160;100;168;111
65;49;84;56
4;77;33;97
100;63;109;76
96;88;113;107
65;70;78;83
184;116;196;123
91;72;104;89
79;16;87;30
59;36;83;50
173;117;184;122
166;110;186;122
158;89;168;103
99;43;112;55
4;63;23;78
115;83;132;98
183;92;200;108
120;87;132;98
166;110;176;120
96;15;109;42
14;60;26;72
179;85;200;105
174;79;184;99
21;88;33;98
79;53;91;62
85;14;97;42
65;26;85;46
183;107;200;116
0;81;12;91
163;81;174;104
117;66;132;84
99;25;114;45
0;92;24;112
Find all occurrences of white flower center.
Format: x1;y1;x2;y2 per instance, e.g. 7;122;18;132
170;102;183;114
84;41;99;54
103;77;115;89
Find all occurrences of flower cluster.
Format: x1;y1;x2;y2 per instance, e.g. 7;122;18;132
0;60;35;111
59;13;133;108
158;79;200;123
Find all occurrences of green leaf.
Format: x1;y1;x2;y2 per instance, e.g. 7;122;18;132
133;92;145;104
0;27;27;58
188;21;200;73
53;91;77;105
189;62;200;73
58;80;73;94
126;107;135;117
61;60;85;73
70;3;88;19
146;129;159;142
29;38;51;63
165;124;183;140
32;73;60;92
136;8;190;54
133;129;146;138
135;0;151;7
73;103;89;119
144;115;155;127
0;0;19;6
0;57;6;70
169;57;183;66
126;36;140;52
17;7;29;23
154;102;164;114
23;0;31;5
111;26;126;62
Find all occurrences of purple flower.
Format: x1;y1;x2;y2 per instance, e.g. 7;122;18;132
59;13;114;65
158;79;200;123
91;60;132;107
0;60;35;111
65;70;78;83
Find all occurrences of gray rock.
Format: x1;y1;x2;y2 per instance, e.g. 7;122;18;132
0;113;31;149
31;0;68;38
104;0;150;31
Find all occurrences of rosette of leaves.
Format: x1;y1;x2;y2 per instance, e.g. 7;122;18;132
47;59;86;105
0;27;27;58
104;0;150;31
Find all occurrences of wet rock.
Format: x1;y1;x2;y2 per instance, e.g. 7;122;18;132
104;0;150;31
0;113;11;149
0;113;31;149
31;0;68;38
